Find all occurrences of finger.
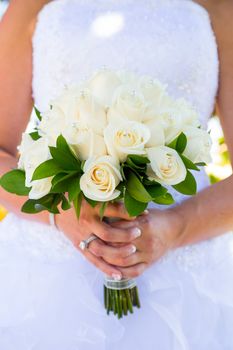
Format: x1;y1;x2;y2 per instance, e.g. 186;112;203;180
118;263;147;279
109;219;141;229
104;252;142;268
82;249;123;280
89;239;137;260
95;201;137;221
90;220;142;243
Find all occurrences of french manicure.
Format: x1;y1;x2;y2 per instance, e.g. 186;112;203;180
129;245;137;254
142;209;149;215
132;227;142;238
112;273;122;281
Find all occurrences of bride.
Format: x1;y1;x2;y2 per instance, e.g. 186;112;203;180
0;0;233;349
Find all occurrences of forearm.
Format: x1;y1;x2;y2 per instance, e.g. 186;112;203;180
0;149;49;225
173;174;233;247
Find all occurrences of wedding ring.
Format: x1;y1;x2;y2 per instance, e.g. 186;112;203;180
79;234;98;251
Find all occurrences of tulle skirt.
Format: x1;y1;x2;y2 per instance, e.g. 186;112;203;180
0;213;233;350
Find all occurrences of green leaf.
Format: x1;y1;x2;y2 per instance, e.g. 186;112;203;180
0;169;31;196
168;132;187;153
61;194;71;211
143;178;160;186
29;131;41;141
124;190;147;217
32;159;62;181
126;171;152;203
56;135;81;166
180;154;200;171
49;146;81;171
21;194;61;214
21;199;42;214
68;177;81;202
51;178;71;193
127;155;150;165
52;172;70;187
84;196;98;208
167;137;178;150
176;132;187;154
195;162;206;167
125;155;148;172
145;185;167;199
125;157;145;171
173;171;197;195
34;106;42;121
99;202;107;221
73;192;83;219
153;193;175;205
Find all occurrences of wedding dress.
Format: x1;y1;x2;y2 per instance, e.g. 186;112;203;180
1;1;233;349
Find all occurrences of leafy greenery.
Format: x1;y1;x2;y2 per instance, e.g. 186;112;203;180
0;169;31;196
34;106;42;122
168;132;187;153
173;170;197;195
0;128;204;219
124;190;147;217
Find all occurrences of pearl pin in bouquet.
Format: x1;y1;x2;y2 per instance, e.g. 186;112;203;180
0;69;212;319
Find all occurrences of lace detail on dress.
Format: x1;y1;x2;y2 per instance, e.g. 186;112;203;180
0;214;77;263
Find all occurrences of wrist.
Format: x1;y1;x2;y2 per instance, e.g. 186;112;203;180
167;205;188;250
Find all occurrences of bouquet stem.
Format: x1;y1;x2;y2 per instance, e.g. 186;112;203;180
104;277;141;319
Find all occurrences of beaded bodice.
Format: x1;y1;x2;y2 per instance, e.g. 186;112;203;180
32;0;218;123
32;0;219;201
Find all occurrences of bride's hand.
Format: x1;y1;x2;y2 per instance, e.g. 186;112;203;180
56;199;141;279
94;208;182;279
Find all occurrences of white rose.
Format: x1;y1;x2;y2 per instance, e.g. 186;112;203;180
80;155;122;201
139;76;167;106
66;127;107;161
183;126;212;164
53;88;107;136
88;69;122;106
38;105;66;146
145;96;199;145
117;71;139;85
29;178;52;200
144;117;165;148
18;133;35;170
162;107;184;144
107;85;147;123
104;121;151;162
147;146;187;185
175;98;200;127
21;137;51;187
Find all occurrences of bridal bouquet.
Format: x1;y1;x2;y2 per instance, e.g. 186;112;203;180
0;69;212;319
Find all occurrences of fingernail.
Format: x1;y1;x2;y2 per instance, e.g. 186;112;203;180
132;227;142;238
129;245;137;254
142;209;149;215
112;273;122;281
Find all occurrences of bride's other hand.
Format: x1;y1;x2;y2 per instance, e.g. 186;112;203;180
56;199;140;279
97;209;181;279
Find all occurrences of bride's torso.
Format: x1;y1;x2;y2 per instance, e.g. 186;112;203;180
2;0;232;271
32;0;219;201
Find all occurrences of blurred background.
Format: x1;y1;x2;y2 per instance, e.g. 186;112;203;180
0;1;232;221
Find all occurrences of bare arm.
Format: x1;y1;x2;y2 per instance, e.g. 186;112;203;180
0;0;53;223
171;0;233;247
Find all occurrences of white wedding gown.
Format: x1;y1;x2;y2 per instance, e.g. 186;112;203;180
1;0;233;349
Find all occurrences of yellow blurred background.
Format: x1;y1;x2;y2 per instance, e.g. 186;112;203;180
0;205;7;221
